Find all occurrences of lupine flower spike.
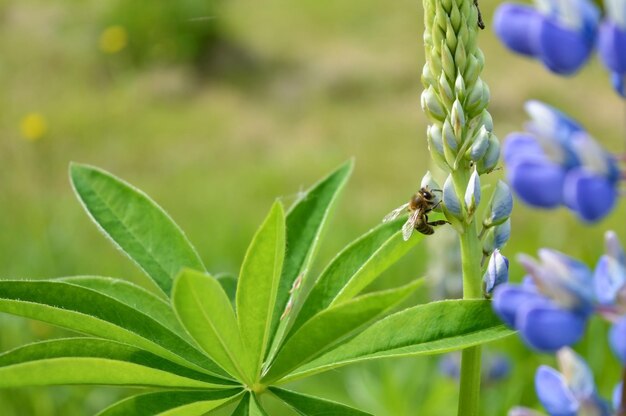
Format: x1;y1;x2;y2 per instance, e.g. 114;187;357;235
503;101;622;222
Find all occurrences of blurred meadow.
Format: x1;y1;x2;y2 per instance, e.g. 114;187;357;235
1;0;625;414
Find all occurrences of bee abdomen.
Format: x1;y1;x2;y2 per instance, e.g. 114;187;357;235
415;221;434;235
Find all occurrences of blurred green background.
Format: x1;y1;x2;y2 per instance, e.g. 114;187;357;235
1;0;625;414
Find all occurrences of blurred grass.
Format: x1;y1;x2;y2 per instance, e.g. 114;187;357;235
1;0;625;414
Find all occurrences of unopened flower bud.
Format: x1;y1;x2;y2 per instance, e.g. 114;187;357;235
454;73;466;100
482;220;510;255
478;109;494;132
421;86;446;121
427;125;449;170
484;249;509;296
477;134;500;174
466;77;486;109
421;63;436;87
443;174;463;218
469;126;490;161
439;72;454;104
442;118;458;151
484;181;513;227
463;55;481;86
451;99;466;136
465;170;481;216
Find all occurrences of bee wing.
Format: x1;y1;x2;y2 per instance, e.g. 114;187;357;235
383;203;409;223
401;210;420;241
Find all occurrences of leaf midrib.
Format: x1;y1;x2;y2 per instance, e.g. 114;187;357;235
87;180;174;287
257;211;283;379
279;324;511;383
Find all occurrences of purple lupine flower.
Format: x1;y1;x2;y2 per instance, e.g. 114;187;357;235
594;231;626;313
609;316;626;364
494;0;600;75
503;101;621;223
492;249;594;352
535;348;610;416
613;382;623;412
598;0;626;97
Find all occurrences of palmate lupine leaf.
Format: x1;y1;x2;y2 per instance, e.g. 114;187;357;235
280;300;514;383
0;338;235;389
97;389;243;416
172;269;251;383
70;163;206;296
236;201;285;380
0;279;228;379
262;279;424;383
270;387;373;416
289;218;423;336
266;161;353;361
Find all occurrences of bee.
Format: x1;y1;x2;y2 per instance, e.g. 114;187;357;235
383;186;449;241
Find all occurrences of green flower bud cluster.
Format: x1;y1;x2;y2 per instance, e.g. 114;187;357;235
421;0;498;175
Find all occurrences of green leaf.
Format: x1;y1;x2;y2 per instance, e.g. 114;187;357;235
0;338;234;389
263;279;423;383
270;387;373;416
70;163;206;296
236;201;285;380
0;279;226;377
60;276;190;341
290;218;422;335
98;389;243;416
216;273;238;306
227;393;268;416
280;300;513;383
172;269;249;383
266;161;353;360
229;394;251;416
249;394;269;416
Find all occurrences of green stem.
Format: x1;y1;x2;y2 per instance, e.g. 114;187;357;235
452;171;483;416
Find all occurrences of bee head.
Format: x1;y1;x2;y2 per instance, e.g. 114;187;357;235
419;186;433;200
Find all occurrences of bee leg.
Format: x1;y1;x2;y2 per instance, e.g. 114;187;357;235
427;219;450;227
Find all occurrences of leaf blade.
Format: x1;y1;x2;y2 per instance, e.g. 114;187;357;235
263;279;424;383
0;279;226;377
270;388;373;416
266;161;353;359
0;338;234;389
173;269;249;382
97;389;243;416
59;276;190;341
281;300;513;382
236;201;285;380
70;163;206;296
290;218;422;335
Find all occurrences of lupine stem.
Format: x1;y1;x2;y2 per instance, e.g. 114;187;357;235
454;171;483;415
615;367;626;416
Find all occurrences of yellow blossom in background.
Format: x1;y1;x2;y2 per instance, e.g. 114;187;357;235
19;113;47;141
99;25;128;54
